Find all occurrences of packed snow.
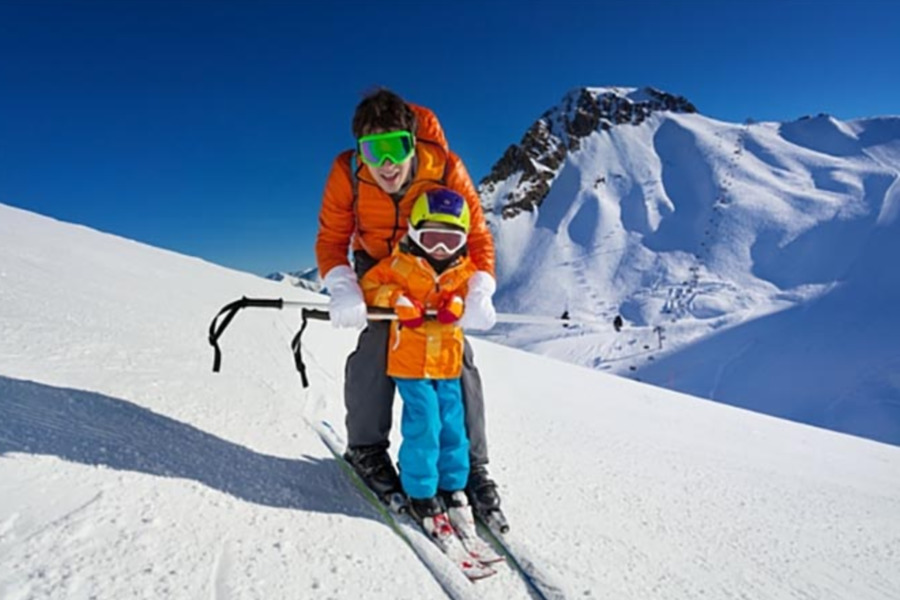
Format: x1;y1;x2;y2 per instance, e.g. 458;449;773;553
2;203;900;599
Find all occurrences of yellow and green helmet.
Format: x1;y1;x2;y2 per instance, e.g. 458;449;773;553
408;188;471;233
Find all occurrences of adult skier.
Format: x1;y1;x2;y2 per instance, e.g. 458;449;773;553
315;88;504;524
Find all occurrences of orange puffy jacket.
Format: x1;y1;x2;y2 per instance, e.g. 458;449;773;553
361;244;477;379
315;104;495;279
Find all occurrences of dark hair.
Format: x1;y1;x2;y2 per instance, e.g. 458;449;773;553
352;88;417;139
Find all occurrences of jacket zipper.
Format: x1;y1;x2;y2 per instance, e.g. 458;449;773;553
387;194;402;254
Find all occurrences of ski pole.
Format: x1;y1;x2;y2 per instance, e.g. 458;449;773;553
281;305;606;327
264;300;606;327
207;297;401;375
208;296;609;379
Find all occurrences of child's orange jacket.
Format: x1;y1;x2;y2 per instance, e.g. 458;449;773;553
361;244;477;379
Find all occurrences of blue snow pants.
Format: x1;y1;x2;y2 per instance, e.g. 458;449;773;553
394;377;470;500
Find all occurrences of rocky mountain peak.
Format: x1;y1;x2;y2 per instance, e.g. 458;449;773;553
556;87;697;139
480;86;697;218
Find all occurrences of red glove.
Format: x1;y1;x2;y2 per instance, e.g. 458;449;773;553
437;294;465;324
394;294;425;328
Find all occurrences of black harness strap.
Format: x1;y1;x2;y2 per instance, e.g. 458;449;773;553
208;296;334;389
291;308;330;388
349;152;360;231
208;297;284;372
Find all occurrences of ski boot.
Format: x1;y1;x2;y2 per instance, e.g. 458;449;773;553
466;465;509;533
409;497;454;542
343;444;407;513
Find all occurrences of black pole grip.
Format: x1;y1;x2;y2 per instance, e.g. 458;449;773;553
302;308;331;321
241;298;284;309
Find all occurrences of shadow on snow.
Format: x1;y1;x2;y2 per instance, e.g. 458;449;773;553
0;375;374;520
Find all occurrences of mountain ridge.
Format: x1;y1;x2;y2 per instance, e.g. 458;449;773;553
477;86;900;445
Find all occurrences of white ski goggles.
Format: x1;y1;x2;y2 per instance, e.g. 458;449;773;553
408;225;467;254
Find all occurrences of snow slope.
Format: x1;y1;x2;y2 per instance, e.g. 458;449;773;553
2;202;899;599
479;88;900;446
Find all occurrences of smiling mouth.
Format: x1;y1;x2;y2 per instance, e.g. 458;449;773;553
380;171;401;185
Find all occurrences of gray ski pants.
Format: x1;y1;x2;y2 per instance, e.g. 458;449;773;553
343;317;490;467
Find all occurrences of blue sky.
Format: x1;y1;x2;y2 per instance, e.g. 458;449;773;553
1;0;898;276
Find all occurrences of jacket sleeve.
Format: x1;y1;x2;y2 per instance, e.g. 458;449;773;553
360;260;404;308
445;152;496;276
315;151;356;277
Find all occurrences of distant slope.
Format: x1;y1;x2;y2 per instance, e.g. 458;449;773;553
266;267;324;293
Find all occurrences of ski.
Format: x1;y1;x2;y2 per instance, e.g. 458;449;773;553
474;517;571;600
418;510;497;580
314;420;497;592
444;498;505;565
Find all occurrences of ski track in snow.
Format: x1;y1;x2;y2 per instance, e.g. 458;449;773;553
19;492;103;547
209;539;232;600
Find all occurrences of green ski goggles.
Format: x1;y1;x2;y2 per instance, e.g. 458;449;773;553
357;130;415;167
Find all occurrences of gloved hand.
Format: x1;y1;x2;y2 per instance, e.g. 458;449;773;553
323;265;368;329
437;294;465;324
458;271;497;331
394;294;425;328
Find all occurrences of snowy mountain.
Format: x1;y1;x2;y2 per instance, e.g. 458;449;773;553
478;86;900;446
3;202;900;599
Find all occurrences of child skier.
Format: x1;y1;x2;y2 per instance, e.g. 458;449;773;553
360;187;482;540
